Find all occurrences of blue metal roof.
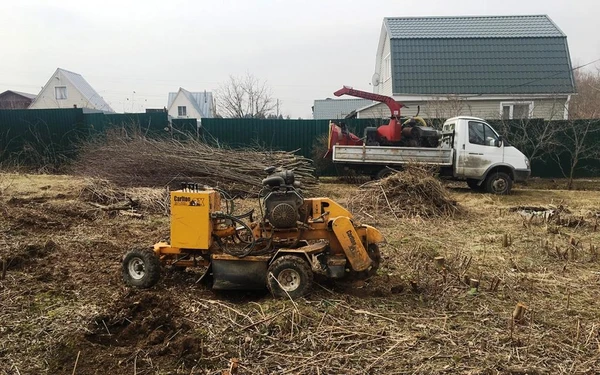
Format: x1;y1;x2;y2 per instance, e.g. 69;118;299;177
384;15;565;39
167;88;214;118
313;98;373;119
382;15;574;95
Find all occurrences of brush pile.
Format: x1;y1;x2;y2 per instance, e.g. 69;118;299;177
73;130;316;194
348;165;461;219
79;178;170;216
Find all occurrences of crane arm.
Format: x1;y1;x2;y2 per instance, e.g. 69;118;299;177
334;86;403;118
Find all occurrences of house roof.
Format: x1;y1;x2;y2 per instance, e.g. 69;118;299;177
29;68;113;111
381;15;575;95
167;88;214;118
58;68;113;111
313;98;373;119
384;15;565;39
0;90;37;100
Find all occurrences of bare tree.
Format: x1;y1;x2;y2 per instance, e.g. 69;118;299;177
550;119;600;189
424;95;472;119
215;73;277;118
496;118;563;163
569;68;600;119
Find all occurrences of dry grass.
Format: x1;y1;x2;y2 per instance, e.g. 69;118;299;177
1;174;600;374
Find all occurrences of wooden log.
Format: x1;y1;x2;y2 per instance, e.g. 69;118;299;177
513;302;527;323
467;278;480;295
119;211;144;219
503;234;509;247
434;256;445;270
489;276;500;292
469;278;480;289
463;275;471;286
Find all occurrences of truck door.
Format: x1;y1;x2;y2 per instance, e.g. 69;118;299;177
458;120;504;179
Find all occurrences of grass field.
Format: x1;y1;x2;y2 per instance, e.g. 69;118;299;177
1;173;599;374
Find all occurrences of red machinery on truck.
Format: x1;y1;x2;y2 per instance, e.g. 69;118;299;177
327;86;440;154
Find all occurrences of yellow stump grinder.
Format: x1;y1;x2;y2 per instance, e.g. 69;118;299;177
122;167;385;298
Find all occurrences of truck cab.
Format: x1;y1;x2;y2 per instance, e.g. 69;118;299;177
443;116;530;194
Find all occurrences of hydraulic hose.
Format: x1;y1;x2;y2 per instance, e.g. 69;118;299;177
213;212;257;258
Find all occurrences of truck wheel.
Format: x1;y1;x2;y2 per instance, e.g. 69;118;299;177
466;179;483;191
484;172;512;195
376;168;395;180
122;248;161;288
267;255;313;299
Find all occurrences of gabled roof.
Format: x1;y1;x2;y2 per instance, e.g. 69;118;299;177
0;90;36;100
58;69;113;111
167;88;214;118
313;98;373;119
29;68;113;111
379;15;575;95
384;15;565;39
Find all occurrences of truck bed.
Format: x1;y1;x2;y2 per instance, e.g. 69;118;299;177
332;145;454;166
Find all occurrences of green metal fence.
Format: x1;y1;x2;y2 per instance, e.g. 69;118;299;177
0;109;170;169
200;118;386;159
1;109;599;179
0;109;86;167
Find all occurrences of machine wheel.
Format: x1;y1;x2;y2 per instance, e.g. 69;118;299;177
466;179;483;191
122;248;161;288
347;244;381;280
267;255;313;299
484;172;512;195
376;167;396;180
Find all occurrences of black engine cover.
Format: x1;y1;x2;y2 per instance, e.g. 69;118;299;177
264;191;303;229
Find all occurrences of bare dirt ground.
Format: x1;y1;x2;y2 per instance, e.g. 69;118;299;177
1;173;599;374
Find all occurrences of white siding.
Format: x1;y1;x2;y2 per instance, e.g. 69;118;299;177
29;70;88;109
358;97;568;120
375;37;393;97
167;93;203;119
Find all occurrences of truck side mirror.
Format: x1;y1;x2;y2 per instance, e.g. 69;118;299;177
496;136;503;147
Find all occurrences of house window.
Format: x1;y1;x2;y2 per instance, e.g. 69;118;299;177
383;54;391;81
500;102;533;120
55;86;67;100
178;106;187;117
468;121;499;146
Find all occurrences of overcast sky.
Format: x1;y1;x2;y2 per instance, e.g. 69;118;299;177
1;0;598;118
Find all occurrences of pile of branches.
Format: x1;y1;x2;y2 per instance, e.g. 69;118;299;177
348;165;462;219
79;178;170;216
72;129;316;194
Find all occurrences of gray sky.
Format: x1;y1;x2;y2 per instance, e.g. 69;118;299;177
1;0;598;118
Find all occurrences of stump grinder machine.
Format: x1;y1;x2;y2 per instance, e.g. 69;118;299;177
121;167;384;298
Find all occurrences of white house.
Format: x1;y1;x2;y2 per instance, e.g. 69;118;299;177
167;88;214;119
360;15;575;120
29;68;113;112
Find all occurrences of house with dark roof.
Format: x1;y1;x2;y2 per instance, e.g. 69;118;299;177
358;15;575;120
29;68;113;112
167;88;214;119
312;98;373;119
0;90;36;109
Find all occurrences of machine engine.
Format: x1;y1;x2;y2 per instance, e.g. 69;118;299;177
261;167;304;229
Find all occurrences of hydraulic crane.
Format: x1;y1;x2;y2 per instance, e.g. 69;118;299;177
333;86;404;143
327;86;439;154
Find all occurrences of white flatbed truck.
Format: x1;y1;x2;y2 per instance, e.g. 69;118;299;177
332;116;531;194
